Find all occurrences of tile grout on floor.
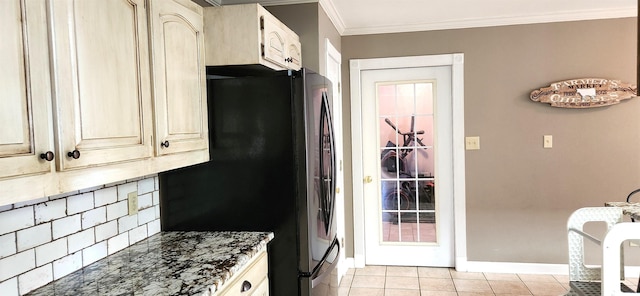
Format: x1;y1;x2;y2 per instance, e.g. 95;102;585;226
338;265;639;296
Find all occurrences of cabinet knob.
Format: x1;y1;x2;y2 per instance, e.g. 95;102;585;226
40;151;55;162
160;141;170;148
240;280;252;292
67;150;80;159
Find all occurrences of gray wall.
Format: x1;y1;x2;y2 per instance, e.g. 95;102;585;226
341;18;640;263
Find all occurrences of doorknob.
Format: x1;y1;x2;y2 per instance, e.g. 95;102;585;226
364;176;373;183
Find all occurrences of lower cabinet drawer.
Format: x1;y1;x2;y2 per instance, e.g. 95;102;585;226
216;251;269;296
250;278;269;296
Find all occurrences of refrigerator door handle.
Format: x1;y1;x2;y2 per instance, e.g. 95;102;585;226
310;237;340;288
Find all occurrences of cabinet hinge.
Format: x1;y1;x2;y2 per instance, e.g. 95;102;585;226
261;44;265;57
260;17;264;30
338;82;341;93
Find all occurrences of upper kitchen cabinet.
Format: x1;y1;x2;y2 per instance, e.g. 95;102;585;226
0;0;54;180
48;0;154;170
0;0;209;206
148;0;209;158
203;4;302;71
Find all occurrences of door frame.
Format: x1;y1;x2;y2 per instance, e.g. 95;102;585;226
325;38;347;279
349;54;467;270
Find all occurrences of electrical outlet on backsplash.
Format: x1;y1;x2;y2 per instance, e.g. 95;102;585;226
0;175;161;296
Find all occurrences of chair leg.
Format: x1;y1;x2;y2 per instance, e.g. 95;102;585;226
602;222;640;296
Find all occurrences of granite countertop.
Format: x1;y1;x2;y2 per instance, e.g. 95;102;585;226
27;231;274;296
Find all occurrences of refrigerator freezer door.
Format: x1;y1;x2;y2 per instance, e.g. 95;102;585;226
300;237;340;296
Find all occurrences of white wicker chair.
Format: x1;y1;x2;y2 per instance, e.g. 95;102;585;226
566;207;640;296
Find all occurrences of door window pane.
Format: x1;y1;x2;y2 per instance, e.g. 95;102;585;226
377;81;436;243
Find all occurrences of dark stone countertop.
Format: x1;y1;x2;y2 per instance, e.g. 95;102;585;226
26;231;274;296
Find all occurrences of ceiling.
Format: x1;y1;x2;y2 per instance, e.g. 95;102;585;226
200;0;637;35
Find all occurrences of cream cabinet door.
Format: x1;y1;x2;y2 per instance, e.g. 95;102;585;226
262;13;301;71
149;0;208;156
261;15;288;69
287;38;302;70
49;0;153;170
0;0;53;179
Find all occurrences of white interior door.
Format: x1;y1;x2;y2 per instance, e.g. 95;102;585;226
361;65;454;267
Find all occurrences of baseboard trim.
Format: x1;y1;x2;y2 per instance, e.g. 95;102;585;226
342;257;355;269
464;261;569;274
464;261;640;276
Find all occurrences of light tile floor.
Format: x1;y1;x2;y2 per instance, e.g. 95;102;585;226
338;265;639;296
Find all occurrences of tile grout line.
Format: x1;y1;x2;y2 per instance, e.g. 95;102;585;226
346;267;580;296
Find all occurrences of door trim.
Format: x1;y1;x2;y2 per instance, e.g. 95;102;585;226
349;54;467;270
325;38;348;280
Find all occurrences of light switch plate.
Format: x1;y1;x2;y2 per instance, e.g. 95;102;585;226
465;136;480;150
543;135;553;148
128;192;138;215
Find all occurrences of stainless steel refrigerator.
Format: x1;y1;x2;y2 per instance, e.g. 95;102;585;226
159;68;340;296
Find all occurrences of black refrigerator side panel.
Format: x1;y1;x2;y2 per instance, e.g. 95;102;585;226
159;75;301;296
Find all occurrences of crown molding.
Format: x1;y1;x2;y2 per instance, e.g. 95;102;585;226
220;0;316;6
203;1;634;36
319;0;345;35
342;7;637;36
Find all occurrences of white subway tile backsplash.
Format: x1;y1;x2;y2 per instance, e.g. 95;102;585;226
17;223;52;252
138;178;155;194
128;225;147;245
67;229;94;254
78;185;104;194
154;176;159;190
52;215;81;240
0;277;18;296
0;250;35;282
118;215;137;233
0;233;16;258
35;199;66;224
95;221;117;242
13;197;47;209
67;192;94;215
107;233;129;255
94;187;117;207
138;207;155;225
53;252;82;280
81;207;106;229
82;241;107;267
48;190;79;201
104;179;126;188
126;176;143;182
106;200;128;222
152;191;160;206
18;264;52;295
147;220;161;236
117;183;137;201
138;193;153;210
0;204;13;213
2;176;160;293
0;207;34;235
154;204;160;219
35;238;67;267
